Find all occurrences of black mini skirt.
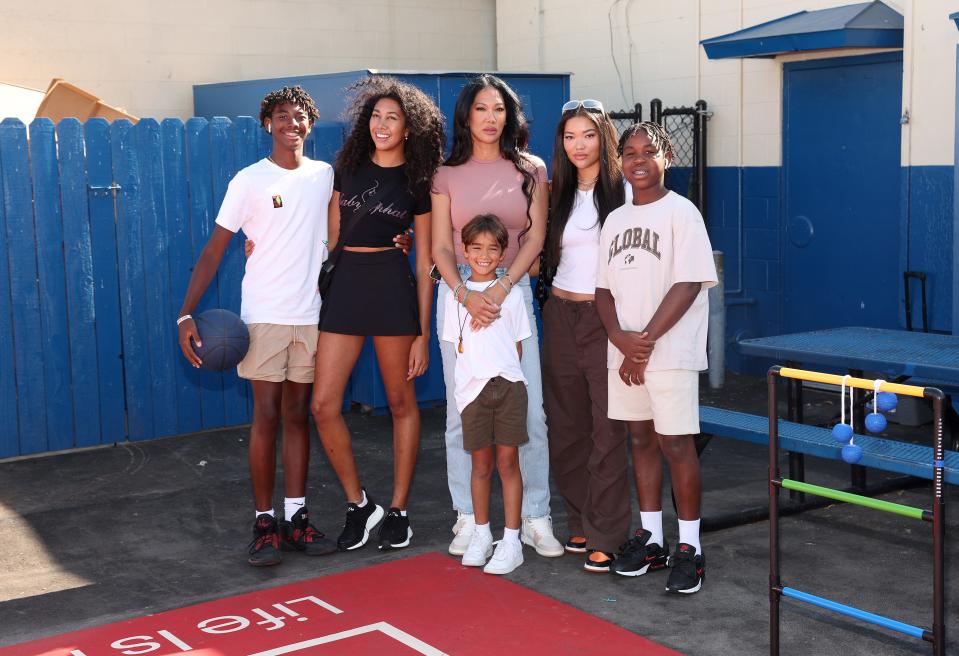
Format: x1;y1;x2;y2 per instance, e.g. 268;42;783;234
319;249;420;336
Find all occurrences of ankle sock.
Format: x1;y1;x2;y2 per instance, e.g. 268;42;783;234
399;509;408;516
284;497;305;522
503;527;520;544
475;522;492;539
356;489;368;508
678;518;701;554
640;510;664;547
255;508;275;520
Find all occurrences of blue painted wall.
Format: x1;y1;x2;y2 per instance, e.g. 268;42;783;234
902;165;953;332
707;164;954;375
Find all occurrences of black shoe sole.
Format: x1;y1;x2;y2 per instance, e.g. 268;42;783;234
248;551;282;567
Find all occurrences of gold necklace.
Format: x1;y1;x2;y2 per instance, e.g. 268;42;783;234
577;175;598;190
456;279;498;353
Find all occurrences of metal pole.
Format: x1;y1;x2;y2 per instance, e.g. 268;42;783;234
650;98;663;125
633;102;643;123
708;251;725;389
769;367;781;656
696;99;708;220
930;390;945;656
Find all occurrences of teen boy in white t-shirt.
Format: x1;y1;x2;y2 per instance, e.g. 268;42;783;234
441;214;532;576
596;122;717;594
176;86;337;566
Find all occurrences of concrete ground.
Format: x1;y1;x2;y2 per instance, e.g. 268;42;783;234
0;373;955;655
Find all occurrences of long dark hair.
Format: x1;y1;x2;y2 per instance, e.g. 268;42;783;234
335;76;445;188
544;107;624;272
446;74;538;241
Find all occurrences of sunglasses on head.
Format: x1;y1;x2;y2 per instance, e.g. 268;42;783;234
561;99;604;113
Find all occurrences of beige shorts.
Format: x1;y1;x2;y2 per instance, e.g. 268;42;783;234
607;368;700;435
237;323;318;383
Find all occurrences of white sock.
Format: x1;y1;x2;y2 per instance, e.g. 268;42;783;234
640;511;664;547
356;490;368;508
475;522;492;539
255;508;275;520
678;518;702;554
503;527;520;544
399;509;407;516
284;497;305;522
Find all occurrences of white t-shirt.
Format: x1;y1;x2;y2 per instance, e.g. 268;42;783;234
596;191;718;371
552;182;633;294
215;157;333;325
440;280;532;413
552;189;600;294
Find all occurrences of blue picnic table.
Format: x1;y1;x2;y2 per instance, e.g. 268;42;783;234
737;326;959;382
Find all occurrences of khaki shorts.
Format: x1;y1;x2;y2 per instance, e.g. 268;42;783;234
461;377;529;451
607;368;700;435
237;323;318;383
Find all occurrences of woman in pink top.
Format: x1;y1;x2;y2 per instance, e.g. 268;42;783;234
431;73;562;558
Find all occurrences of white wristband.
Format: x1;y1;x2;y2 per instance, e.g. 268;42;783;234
176;314;192;326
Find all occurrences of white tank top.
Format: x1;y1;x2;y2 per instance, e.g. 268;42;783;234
552;189;601;294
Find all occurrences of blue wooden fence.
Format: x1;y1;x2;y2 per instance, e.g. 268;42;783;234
0;116;344;458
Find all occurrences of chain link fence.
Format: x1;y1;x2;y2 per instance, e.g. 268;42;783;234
608;99;709;219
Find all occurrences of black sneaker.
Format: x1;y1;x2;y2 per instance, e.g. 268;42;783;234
337;490;385;551
377;508;412;550
564;536;588;554
248;514;282;567
610;529;669;577
280;507;337;556
665;543;705;594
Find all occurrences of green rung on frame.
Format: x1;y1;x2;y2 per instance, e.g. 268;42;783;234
767;367;947;656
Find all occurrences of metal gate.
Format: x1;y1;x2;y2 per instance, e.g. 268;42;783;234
609;99;709;221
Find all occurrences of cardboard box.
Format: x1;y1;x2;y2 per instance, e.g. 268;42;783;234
35;78;137;123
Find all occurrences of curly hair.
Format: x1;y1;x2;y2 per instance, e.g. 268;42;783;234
258;85;319;128
334;76;446;188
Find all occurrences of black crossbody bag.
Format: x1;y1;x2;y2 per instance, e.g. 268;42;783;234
319;177;403;298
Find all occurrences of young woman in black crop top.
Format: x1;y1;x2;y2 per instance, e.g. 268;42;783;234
311;76;445;552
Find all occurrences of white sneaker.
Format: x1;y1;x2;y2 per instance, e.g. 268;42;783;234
521;515;564;557
449;511;475;556
461;530;493;567
483;539;524;575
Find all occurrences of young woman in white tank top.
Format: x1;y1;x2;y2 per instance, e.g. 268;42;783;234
539;100;632;573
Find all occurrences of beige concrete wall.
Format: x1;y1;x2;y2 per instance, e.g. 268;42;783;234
497;0;958;167
0;0;497;119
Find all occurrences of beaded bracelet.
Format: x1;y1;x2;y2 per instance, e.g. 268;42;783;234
496;277;511;293
452;282;465;301
461;289;473;306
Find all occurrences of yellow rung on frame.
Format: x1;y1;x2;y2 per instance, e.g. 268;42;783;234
778;367;926;398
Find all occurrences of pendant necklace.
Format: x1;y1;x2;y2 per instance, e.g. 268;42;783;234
456;280;498;353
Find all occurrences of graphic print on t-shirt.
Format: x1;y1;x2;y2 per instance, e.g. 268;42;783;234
340;178;414;222
607;225;662;264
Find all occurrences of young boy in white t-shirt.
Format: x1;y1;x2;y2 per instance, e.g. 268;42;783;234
596;122;717;594
176;86;337;566
441;214;531;575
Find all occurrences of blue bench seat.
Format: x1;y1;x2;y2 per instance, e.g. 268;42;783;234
699;406;959;485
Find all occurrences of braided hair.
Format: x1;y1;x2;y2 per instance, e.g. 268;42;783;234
617;121;673;159
259;86;319;127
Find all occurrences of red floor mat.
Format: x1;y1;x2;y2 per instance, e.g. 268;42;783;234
2;552;680;656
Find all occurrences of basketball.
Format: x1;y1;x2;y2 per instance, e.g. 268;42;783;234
193;309;250;372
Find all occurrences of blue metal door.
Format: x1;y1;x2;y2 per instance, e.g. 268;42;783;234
782;52;902;331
